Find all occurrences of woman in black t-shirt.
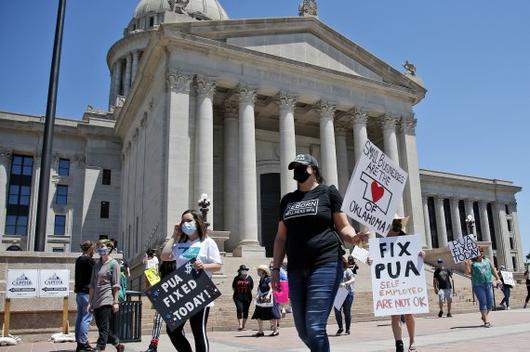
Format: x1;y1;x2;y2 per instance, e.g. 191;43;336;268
232;264;254;331
271;154;368;352
524;269;530;308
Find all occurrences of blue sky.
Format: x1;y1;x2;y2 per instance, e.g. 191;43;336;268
1;0;529;259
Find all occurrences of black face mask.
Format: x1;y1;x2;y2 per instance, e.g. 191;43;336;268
293;165;311;183
391;220;402;233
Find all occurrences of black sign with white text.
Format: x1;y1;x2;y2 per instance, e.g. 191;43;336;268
145;260;221;330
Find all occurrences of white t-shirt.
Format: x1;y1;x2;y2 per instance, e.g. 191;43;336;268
144;256;159;271
172;237;222;278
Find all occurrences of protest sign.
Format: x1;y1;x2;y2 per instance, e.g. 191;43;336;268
501;271;515;287
6;269;38;298
342;140;408;235
333;286;349;310
145;268;161;286
351;246;370;264
448;235;480;264
369;235;429;316
146;260;221;330
39;270;70;298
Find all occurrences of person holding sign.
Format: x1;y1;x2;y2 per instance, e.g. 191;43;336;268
464;247;500;328
498;265;513;310
384;215;423;352
160;209;222;352
334;257;356;336
88;240;125;352
271;154;368;352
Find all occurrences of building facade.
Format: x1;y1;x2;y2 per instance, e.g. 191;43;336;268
0;0;524;270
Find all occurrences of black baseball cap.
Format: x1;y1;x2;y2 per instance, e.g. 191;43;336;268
288;154;319;170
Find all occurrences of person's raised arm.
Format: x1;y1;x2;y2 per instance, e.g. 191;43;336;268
160;225;180;261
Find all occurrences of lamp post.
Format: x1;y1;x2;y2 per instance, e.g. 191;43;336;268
34;0;67;251
198;193;211;229
465;214;475;237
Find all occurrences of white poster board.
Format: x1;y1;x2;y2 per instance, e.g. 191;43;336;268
342;140;408;235
501;271;515;287
369;235;429;316
6;269;38;298
351;246;370;264
448;235;480;264
333;286;349;310
39;270;70;298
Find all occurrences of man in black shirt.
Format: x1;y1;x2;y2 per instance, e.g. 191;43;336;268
433;258;454;318
75;241;95;352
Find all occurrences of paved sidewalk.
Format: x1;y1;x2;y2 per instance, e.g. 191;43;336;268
2;309;529;351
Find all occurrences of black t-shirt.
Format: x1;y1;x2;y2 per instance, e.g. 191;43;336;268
434;268;453;289
525;271;530;286
74;255;95;294
232;275;254;302
280;184;343;271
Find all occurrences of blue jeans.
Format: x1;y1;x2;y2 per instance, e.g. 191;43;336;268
75;293;92;344
334;292;354;331
288;261;342;352
500;286;511;307
473;283;494;311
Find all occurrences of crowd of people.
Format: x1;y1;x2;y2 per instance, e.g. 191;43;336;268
72;153;528;352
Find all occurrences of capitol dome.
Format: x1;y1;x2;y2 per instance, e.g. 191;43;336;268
133;0;229;21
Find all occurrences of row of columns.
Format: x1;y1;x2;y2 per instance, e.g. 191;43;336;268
109;50;142;108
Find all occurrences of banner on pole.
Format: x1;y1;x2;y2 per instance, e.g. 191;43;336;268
342;140;408;235
6;269;39;298
369;235;429;316
39;270;70;298
146;260;221;330
448;235;480;264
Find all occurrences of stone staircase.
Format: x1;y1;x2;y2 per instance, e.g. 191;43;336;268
139;255;530;335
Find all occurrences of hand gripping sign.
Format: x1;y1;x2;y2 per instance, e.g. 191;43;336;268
342;140;408;235
146;259;221;330
369;235;429;316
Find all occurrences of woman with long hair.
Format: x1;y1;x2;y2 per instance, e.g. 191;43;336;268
160;210;222;352
271;154;368;351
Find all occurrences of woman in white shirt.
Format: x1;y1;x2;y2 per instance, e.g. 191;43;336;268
161;209;222;352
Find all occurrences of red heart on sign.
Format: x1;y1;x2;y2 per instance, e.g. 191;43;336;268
371;181;385;203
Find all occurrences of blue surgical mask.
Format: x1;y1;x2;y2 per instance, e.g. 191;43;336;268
181;221;197;236
96;247;109;257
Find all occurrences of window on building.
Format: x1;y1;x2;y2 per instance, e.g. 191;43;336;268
149;16;155;27
458;200;467;235
52;247;65;253
443;199;454;242
487;203;497;249
505;204;510;215
102;169;112;185
512;257;517;271
427;197;438;248
5;155;33;236
56;185;68;205
473;202;482;241
100;201;110;219
58;158;70;176
507;219;513;232
54;215;66;236
509;237;514;250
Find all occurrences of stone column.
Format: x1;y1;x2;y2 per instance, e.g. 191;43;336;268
492;202;511;270
335;128;350;195
237;86;259;247
464;200;476;235
279;92;297;196
319;101;339;187
223;98;239;250
434;197;448;248
124;54;132;96
131;50;140;84
422;196;432;249
398;114;426;242
165;71;193;237
194;75;216;228
450;197;462;240
109;62;117;109
0;149;11;236
381;114;403;214
508;202;524;271
479;201;494;262
352;110;368;165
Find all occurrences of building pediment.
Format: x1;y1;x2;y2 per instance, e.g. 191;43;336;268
166;16;426;95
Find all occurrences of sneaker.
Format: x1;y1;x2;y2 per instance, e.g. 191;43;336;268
345;330;350;335
396;340;404;352
438;310;443;318
77;343;95;352
144;344;157;352
336;328;344;336
447;313;453;318
507;306;511;310
115;344;125;352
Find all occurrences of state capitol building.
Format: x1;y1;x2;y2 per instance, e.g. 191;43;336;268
0;0;524;273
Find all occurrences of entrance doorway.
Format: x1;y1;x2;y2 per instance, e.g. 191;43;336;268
260;173;280;257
